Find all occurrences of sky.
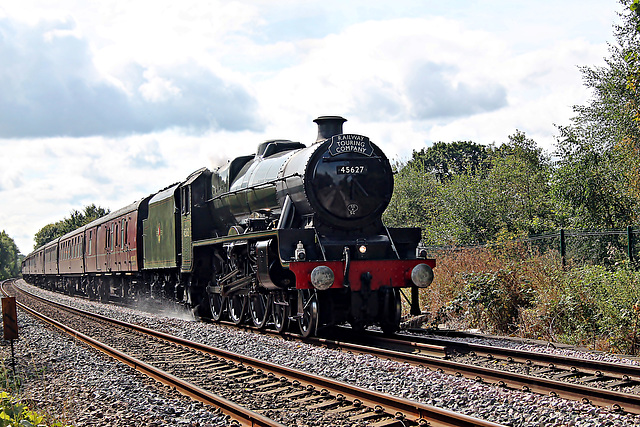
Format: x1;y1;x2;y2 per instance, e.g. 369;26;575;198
0;0;623;254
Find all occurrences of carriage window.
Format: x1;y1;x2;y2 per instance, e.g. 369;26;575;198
88;231;92;256
121;219;125;249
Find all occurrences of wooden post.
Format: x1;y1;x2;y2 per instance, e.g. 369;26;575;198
2;297;18;340
2;297;18;383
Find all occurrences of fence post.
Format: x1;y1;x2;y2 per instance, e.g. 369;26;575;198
630;226;635;265
560;228;566;268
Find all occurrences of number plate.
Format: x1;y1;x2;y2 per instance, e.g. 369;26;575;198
337;165;367;174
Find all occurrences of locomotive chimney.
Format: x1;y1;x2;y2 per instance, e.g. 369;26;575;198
314;116;347;143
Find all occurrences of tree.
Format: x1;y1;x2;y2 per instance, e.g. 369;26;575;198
386;132;552;246
554;129;635;229
34;222;63;249
408;141;490;182
33;204;110;249
489;131;554;235
384;159;441;243
0;231;20;280
554;0;640;228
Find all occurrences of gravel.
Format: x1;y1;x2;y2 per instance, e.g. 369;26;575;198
0;299;232;425
9;280;640;427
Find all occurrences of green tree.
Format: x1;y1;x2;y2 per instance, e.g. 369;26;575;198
33;204;110;249
409;141;490;182
384;159;439;243
386;132;552;246
489;130;554;235
436;172;499;245
34;222;63;248
554;0;640;227
0;231;20;279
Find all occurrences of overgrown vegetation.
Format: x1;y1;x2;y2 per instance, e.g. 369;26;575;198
0;362;67;427
418;246;640;355
391;0;640;354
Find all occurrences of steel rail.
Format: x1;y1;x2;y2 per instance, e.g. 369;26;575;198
230;321;640;414
389;331;640;380
355;331;640;414
9;282;503;427
2;281;284;427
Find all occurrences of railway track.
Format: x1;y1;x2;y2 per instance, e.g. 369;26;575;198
202;314;640;415
4;280;503;427
363;329;640;414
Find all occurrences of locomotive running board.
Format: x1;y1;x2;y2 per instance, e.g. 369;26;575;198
192;230;278;247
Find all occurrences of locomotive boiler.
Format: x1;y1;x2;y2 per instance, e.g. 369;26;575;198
22;116;435;337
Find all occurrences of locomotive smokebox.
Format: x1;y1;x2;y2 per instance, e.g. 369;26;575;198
314;116;347;143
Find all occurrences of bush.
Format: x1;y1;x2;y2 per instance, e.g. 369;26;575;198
423;245;640;354
525;265;640;353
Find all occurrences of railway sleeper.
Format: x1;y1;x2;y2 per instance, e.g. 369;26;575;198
553;370;581;380
227;370;254;379
292;394;326;404
608;378;639;388
246;377;272;386
281;390;313;400
580;374;613;383
307;399;341;410
327;404;366;415
253;381;289;391
349;411;385;422
534;367;558;375
370;418;409;427
257;386;293;396
253;381;283;391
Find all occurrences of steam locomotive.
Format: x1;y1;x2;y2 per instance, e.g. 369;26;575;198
22;116;435;336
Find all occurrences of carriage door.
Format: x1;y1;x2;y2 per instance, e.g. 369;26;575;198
180;185;193;273
96;226;103;271
106;223;114;271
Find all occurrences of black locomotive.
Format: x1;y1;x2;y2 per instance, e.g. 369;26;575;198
22;116;435;336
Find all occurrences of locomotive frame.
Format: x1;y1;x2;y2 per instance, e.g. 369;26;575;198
22;116;435;337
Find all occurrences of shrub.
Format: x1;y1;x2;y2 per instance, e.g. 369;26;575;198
421;244;640;354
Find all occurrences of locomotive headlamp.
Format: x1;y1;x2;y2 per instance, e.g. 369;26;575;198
310;266;335;290
358;245;367;254
411;263;434;288
295;241;306;261
416;245;428;259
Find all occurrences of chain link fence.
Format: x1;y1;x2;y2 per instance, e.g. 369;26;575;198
425;227;638;268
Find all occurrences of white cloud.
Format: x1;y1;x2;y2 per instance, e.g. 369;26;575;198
138;69;182;103
0;0;624;254
0;18;263;137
